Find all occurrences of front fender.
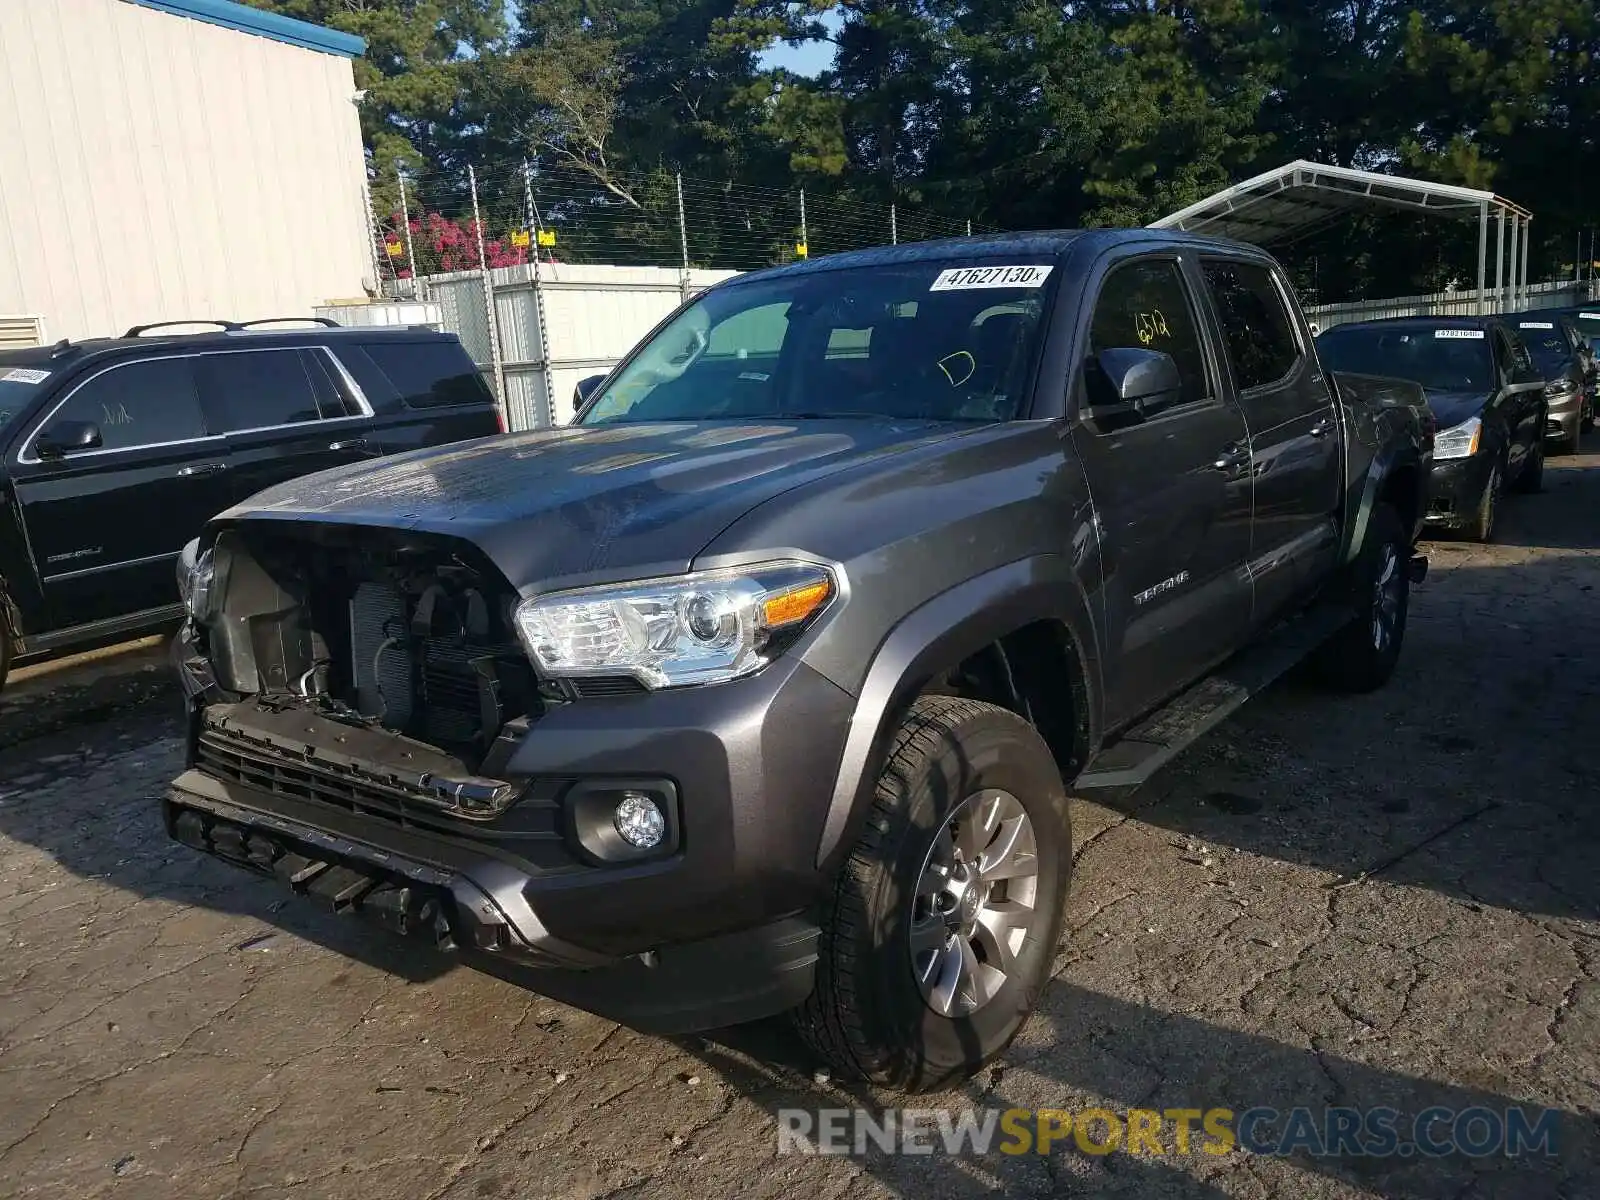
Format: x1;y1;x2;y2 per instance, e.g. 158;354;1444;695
813;554;1101;872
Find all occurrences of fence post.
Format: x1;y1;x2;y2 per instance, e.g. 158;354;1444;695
396;169;423;302
361;175;384;298
676;173;691;301
890;203;898;245
468;164;508;430
524;159;557;428
798;188;808;259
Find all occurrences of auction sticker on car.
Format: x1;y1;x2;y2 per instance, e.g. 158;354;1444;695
1519;321;1554;329
930;265;1053;291
1434;329;1485;339
1;367;49;385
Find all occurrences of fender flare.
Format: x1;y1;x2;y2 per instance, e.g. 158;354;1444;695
813;554;1101;871
1344;441;1425;566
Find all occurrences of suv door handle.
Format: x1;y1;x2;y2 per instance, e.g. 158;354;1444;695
328;437;371;453
1212;443;1250;473
1308;416;1335;438
176;462;228;477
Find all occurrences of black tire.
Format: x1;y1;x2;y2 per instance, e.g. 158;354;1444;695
1314;502;1411;694
0;596;12;695
1467;461;1500;543
793;695;1071;1092
1514;442;1544;494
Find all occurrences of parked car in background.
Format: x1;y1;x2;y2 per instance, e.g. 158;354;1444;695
0;319;500;690
1507;310;1594;452
1314;316;1547;542
162;231;1430;1091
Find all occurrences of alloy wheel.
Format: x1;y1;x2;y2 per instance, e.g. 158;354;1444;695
909;789;1040;1017
1371;541;1402;653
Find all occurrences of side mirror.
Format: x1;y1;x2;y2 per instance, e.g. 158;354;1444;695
36;420;103;460
1087;348;1184;420
573;373;607;408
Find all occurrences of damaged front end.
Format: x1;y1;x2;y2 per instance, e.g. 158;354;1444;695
167;521;615;969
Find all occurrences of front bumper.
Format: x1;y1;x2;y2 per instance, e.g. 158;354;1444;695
1423;453;1494;527
167;623;856;1024
1544;397;1582;444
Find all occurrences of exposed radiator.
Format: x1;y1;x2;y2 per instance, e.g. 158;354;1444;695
349;583;412;725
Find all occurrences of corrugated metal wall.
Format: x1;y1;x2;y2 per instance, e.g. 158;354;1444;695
0;0;371;343
420;263;740;429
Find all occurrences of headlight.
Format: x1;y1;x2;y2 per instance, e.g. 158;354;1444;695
1544;379;1577;397
1433;416;1482;460
176;538;217;622
514;561;838;689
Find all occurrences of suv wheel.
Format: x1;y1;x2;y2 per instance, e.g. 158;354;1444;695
1315;502;1411;694
794;695;1071;1091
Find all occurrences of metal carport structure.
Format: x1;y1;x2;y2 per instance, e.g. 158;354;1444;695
1149;160;1532;317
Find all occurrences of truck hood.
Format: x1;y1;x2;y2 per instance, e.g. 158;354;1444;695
1420;389;1492;430
219;419;963;586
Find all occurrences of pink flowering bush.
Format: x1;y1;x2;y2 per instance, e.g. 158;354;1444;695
384;210;534;277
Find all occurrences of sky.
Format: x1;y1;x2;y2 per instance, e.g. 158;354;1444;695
757;10;842;78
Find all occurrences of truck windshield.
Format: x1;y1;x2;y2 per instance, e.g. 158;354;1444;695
578;260;1057;424
1315;327;1494;394
1516;328;1572;375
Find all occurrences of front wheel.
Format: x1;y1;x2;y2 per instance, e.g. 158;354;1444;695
1467;461;1500;543
1514;442;1544;493
1314;502;1411;694
794;695;1071;1092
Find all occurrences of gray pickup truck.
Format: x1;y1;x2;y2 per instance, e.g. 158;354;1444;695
164;230;1432;1091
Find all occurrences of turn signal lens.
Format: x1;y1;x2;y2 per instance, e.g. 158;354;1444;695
763;579;832;628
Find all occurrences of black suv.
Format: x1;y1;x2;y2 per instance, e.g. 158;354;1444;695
0;319;499;688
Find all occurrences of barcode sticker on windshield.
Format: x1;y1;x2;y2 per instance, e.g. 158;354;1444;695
930;265;1053;291
1;367;49;385
1519;321;1554;329
1581;312;1600;320
1434;329;1485;340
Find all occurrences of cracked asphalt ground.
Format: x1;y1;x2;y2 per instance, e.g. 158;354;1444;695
3;453;1599;1200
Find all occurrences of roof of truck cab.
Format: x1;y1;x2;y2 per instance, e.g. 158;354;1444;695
724;228;1271;285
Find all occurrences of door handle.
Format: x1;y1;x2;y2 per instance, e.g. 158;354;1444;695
328;437;371;453
1308;416;1335;438
1212;443;1250;473
176;462;228;477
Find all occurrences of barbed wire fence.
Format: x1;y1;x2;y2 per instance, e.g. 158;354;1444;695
361;159;992;429
366;159;989;295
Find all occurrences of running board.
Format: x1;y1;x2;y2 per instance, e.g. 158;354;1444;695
1074;601;1356;791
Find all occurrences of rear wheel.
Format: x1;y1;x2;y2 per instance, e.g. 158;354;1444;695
1315;502;1411;694
794;695;1071;1092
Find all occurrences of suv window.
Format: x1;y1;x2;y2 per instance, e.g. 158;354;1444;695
40;358;205;454
198;350;323;433
1088;259;1209;408
361;340;493;409
1201;260;1300;390
707;302;788;358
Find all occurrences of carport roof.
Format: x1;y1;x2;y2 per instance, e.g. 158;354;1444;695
1148;159;1531;247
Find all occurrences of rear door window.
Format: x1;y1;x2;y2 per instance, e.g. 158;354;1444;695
37;358;206;454
359;340;493;409
197;350;325;432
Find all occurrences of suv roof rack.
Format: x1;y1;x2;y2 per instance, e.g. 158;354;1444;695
124;319;242;337
235;316;341;330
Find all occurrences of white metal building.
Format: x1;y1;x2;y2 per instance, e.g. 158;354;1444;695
0;0;371;347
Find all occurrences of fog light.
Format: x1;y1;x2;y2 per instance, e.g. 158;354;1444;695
613;792;666;849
